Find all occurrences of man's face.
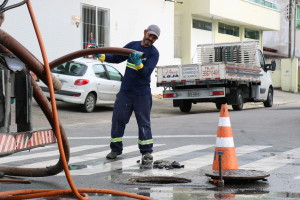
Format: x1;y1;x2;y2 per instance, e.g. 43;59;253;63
142;30;158;47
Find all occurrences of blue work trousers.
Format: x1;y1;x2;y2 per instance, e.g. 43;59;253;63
110;91;153;154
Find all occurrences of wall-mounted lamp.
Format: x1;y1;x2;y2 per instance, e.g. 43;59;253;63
165;0;183;4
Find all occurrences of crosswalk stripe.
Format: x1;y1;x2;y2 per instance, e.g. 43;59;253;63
62;145;212;176
131;145;272;177
68;135;215;140
10;144;300;179
6;145;106;166
22;144;164;169
240;147;300;173
0;145;56;164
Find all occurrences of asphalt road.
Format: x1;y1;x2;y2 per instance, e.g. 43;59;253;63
1;89;300;200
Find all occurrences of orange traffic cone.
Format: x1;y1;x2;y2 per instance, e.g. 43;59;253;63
212;104;238;170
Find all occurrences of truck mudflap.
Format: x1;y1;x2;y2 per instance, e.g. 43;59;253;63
163;87;225;100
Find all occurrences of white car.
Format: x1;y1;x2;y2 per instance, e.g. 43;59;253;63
38;58;123;112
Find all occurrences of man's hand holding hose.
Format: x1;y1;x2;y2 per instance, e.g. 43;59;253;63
129;52;143;70
90;46;143;70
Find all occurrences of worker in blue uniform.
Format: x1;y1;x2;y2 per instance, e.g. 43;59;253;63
95;24;160;163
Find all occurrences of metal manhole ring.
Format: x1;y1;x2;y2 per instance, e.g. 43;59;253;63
205;169;270;180
128;176;192;184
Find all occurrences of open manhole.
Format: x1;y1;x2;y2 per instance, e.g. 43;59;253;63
128;176;192;184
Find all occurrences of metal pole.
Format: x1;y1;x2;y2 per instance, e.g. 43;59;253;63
293;0;297;58
288;0;293;58
3;69;10;133
218;152;224;187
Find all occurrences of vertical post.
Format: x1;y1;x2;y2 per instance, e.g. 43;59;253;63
3;69;11;133
218;152;224;187
15;70;32;132
288;0;293;58
0;67;11;133
0;68;5;131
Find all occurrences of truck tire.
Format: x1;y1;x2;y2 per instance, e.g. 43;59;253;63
180;101;192;113
263;88;273;107
232;90;243;111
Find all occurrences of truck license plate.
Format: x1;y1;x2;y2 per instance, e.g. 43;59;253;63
185;81;196;86
188;91;200;97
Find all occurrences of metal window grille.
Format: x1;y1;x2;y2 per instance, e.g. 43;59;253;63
82;5;110;49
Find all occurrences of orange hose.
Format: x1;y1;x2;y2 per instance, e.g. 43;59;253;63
0;1;151;200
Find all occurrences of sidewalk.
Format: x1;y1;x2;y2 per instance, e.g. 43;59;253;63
274;89;300;105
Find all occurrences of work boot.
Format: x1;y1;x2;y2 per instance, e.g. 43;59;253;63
141;153;153;164
106;151;122;159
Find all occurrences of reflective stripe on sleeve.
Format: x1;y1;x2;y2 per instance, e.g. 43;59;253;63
126;62;137;71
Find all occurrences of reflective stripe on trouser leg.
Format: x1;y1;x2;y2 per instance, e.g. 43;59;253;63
134;94;153;154
110;92;133;153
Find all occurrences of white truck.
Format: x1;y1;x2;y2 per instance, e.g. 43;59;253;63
156;41;276;112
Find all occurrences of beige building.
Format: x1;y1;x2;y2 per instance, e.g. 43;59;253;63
174;0;281;64
263;0;300;93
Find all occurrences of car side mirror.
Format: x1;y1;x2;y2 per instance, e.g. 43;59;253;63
265;60;276;71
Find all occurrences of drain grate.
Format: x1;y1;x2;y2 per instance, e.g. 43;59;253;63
128;176;191;184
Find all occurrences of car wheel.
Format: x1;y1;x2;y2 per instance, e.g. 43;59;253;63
263;88;273;107
232;90;243;111
179;100;192;113
80;93;96;113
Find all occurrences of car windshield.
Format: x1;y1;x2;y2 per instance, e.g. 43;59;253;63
51;61;87;76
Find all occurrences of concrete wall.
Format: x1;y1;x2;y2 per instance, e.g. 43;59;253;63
268;59;282;88
269;58;299;93
189;0;280;30
175;0;279;64
2;0;174;94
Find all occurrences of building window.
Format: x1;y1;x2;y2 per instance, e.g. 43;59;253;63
82;4;110;49
192;19;212;31
218;23;239;37
296;5;300;29
245;0;280;11
245;28;260;40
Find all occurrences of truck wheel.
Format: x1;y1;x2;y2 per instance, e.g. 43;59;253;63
215;103;222;110
80;93;96;113
263;88;273;107
180;101;192;113
232;90;243;111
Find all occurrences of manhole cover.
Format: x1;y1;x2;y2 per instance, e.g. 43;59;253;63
205;169;270;180
128;176;191;184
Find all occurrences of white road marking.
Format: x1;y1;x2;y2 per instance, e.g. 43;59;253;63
131;145;272;177
22;144;164;169
62;145;212;176
240;147;300;173
9;145;106;166
67;135;215;139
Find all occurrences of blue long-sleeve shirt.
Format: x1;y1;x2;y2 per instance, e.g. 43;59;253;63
105;41;159;95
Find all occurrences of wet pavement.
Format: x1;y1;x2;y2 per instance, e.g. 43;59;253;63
1;89;300;199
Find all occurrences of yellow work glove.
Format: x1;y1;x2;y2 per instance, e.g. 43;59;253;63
134;63;144;70
97;54;106;63
129;52;144;70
